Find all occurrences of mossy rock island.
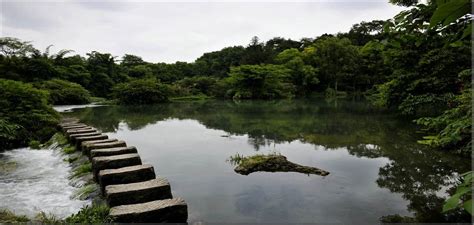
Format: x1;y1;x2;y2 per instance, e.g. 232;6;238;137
232;154;329;176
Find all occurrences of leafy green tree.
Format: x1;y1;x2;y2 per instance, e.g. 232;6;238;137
120;54;146;67
339;20;387;46
194;46;245;78
303;37;359;92
173;76;219;96
86;51;125;96
39;79;91;105
0;37;37;57
112;78;171;104
128;65;153;78
240;36;269;65
263;37;302;63
225;64;294;99
275;48;318;96
0;79;59;149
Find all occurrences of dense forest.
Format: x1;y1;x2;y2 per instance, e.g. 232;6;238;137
0;0;471;216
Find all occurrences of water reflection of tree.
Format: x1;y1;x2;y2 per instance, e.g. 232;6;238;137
64;100;470;222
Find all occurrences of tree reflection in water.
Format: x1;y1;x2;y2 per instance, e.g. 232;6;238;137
66;99;471;222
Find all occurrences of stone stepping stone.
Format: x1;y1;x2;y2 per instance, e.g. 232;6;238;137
69;132;102;141
82;139;118;154
92;153;142;179
91;146;138;158
62;124;88;131
67;130;98;140
98;164;155;193
66;127;96;135
59;122;85;127
66;128;97;135
74;134;108;148
109;198;187;223
59;122;83;128
105;177;172;207
84;141;127;157
59;119;80;125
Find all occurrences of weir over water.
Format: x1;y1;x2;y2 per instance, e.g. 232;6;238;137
59;118;188;223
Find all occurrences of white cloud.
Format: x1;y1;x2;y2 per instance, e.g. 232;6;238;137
1;1;403;63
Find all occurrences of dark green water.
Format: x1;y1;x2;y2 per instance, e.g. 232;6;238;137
63;99;470;224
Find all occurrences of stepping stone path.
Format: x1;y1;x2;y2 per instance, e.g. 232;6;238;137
59;119;188;223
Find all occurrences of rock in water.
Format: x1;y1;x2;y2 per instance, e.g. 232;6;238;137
233;154;329;176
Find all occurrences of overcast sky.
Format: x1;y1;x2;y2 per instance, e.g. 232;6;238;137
1;0;403;63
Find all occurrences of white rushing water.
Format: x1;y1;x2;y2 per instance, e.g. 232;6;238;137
0;147;89;218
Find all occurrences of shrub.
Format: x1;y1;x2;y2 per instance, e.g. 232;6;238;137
40;79;91;105
28;140;41;149
112;78;171;104
0;79;59;149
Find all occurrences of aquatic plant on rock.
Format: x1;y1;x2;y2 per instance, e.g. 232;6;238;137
229;153;329;176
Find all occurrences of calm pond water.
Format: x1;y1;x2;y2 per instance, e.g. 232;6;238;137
64;99;470;224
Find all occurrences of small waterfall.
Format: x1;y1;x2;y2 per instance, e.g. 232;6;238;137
0;145;90;219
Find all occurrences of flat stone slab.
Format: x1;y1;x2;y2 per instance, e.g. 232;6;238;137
84;141;127;157
66;129;97;137
82;139;118;155
62;124;87;129
98;164;155;193
60;123;86;129
60;122;84;126
109;198;188;223
74;134;108;147
69;132;102;141
66;127;96;135
92;153;142;179
91;146;138;158
105;177;172;207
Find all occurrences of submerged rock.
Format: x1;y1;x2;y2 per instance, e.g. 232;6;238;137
0;161;17;174
232;154;329;176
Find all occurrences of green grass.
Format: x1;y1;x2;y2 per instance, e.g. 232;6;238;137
0;209;29;223
72;184;98;200
34;212;62;224
70;162;92;179
44;132;68;147
227;152;281;167
62;146;76;154
64;155;79;163
65;203;112;224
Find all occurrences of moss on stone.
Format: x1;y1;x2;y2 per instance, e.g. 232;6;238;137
229;153;330;176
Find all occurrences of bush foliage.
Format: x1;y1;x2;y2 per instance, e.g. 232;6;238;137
112;78;171;104
39;79;91;105
0;79;59;149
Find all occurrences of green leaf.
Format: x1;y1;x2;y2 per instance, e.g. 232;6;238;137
443;193;462;212
454;186;471;196
430;0;470;28
461;23;472;39
463;199;472;215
